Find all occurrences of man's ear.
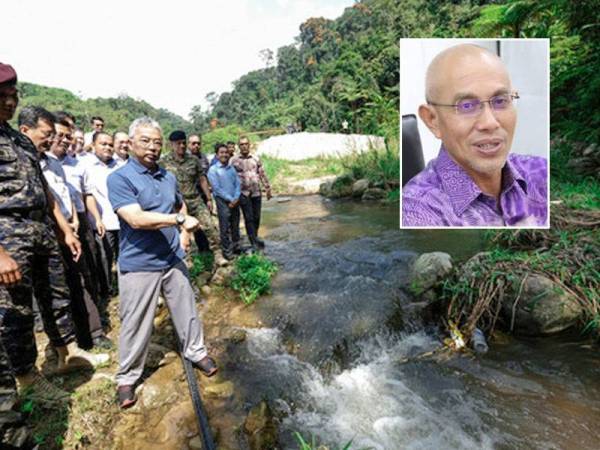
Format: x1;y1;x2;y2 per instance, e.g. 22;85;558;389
418;104;441;139
19;124;30;134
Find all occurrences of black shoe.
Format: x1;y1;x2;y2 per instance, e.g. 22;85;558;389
192;356;218;377
223;252;235;261
117;385;137;409
232;244;242;255
254;237;265;249
93;335;114;350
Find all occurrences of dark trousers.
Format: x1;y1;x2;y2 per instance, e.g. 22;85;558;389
215;196;240;256
239;194;262;242
59;217;104;349
0;217;75;375
95;229;119;299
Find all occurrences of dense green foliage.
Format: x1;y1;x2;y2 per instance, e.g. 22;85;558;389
550;140;600;210
189;252;215;279
197;0;410;139
470;0;600;144
230;254;278;305
14;82;192;138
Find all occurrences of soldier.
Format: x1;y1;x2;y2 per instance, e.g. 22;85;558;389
0;64;107;410
161;130;227;267
188;134;209;174
0;336;34;449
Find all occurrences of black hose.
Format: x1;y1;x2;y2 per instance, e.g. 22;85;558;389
175;337;216;450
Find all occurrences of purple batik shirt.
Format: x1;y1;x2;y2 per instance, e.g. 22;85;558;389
402;147;548;227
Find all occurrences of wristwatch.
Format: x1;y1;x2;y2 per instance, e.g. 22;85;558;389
175;213;186;226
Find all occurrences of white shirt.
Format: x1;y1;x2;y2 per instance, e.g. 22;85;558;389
84;131;95;147
41;152;73;221
83;155;120;231
114;153;129;168
61;154;86;213
76;151;96;169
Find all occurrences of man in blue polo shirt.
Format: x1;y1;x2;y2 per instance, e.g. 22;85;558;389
107;117;217;409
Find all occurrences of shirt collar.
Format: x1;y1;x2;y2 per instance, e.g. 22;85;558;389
130;155;165;177
434;146;528;217
92;154;117;168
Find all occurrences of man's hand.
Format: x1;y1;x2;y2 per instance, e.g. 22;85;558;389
64;232;82;262
96;220;106;238
206;199;213;214
0;250;21;286
70;218;79;237
229;198;239;208
180;230;192;253
182;215;200;232
266;188;272;201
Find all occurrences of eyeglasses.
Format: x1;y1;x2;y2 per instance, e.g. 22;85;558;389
428;93;519;116
138;137;162;148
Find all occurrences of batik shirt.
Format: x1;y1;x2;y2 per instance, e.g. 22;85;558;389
230;154;271;197
402;147;548;227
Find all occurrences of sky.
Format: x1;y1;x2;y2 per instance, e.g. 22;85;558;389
1;0;354;119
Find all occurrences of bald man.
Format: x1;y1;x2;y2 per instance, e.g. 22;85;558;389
402;44;547;227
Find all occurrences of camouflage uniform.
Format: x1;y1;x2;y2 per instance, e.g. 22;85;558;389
161;151;220;253
0;336;32;449
0;123;75;376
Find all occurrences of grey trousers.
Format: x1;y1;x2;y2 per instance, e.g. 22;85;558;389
116;261;207;386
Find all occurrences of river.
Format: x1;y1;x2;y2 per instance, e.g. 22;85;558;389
224;195;600;450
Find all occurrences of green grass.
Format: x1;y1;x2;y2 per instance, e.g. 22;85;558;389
550;140;600;209
189;252;215;278
20;377;119;449
339;144;399;185
294;432;372;450
230;254;278;305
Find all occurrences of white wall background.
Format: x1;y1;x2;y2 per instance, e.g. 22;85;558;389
400;39;549;165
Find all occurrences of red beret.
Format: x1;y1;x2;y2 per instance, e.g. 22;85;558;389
0;63;17;85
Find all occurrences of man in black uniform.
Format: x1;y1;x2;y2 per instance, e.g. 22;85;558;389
0;63;107;415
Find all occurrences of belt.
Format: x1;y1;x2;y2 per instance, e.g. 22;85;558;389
0;209;46;222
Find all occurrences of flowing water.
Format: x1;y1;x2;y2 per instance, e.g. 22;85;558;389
227;196;600;450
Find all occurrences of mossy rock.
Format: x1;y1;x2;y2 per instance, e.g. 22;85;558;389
501;274;584;336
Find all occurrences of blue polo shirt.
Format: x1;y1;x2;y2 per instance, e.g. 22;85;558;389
107;157;184;272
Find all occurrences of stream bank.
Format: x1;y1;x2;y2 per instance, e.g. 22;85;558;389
28;195;600;449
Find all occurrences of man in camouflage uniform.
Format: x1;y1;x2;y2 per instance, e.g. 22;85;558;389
161;130;226;266
0;64;107;418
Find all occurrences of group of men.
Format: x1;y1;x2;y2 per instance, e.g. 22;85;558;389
0;61;272;447
159;130;272;261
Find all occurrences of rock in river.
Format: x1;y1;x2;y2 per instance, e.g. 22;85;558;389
409;252;453;295
501;274;584;336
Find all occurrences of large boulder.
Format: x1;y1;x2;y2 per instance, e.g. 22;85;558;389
409;252;453;295
501;274;583;336
326;173;354;198
351;178;370;197
319;179;333;197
